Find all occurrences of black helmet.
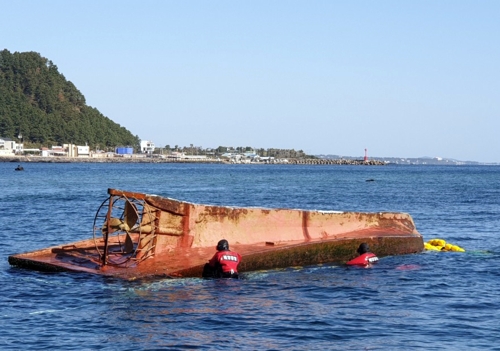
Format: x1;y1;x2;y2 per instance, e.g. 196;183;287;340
357;243;370;255
217;239;229;251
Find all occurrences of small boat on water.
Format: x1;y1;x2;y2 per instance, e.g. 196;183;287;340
8;188;424;280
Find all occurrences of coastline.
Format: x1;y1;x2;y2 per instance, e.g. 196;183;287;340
0;155;386;165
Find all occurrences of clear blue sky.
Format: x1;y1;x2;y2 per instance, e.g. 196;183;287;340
2;1;499;162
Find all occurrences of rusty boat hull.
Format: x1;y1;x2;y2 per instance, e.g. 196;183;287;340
8;188;424;280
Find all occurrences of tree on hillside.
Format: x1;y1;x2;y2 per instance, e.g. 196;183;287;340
0;49;140;150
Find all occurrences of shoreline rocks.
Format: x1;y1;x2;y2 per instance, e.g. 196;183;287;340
0;155;386;165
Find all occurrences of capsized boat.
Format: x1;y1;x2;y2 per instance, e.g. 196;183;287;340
8;188;424;280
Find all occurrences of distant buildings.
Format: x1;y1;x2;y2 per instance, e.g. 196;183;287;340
0;136;304;164
140;140;155;154
0;137;23;155
0;137;93;158
40;144;90;157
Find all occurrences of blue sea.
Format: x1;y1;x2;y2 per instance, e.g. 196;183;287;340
1;162;499;350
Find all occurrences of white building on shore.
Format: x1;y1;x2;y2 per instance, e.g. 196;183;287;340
0;137;24;155
140;140;155;154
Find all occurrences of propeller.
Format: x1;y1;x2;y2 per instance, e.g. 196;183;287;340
123;200;138;253
101;199;139;253
123;199;139;231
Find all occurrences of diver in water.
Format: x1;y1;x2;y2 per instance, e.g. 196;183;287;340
15;165;24;171
346;243;379;266
203;239;241;278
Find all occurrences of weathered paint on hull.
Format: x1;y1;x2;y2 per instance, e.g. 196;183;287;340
8;189;424;280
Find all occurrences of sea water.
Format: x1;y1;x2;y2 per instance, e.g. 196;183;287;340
1;162;499;350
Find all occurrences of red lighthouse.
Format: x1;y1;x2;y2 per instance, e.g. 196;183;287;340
364;148;368;162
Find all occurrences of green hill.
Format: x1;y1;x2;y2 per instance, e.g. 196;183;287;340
0;49;139;150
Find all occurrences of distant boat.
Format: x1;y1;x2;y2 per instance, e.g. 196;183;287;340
8;188;423;280
14;165;24;171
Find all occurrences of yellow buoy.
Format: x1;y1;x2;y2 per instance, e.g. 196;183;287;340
428;239;446;247
424;242;441;251
425;238;465;252
448;245;465;252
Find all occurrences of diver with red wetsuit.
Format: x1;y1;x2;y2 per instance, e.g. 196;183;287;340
346;243;379;266
203;239;241;278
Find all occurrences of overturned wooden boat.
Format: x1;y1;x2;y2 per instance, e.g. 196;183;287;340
9;188;424;280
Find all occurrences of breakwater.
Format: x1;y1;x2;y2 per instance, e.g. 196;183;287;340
1;155;386;165
288;158;385;165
